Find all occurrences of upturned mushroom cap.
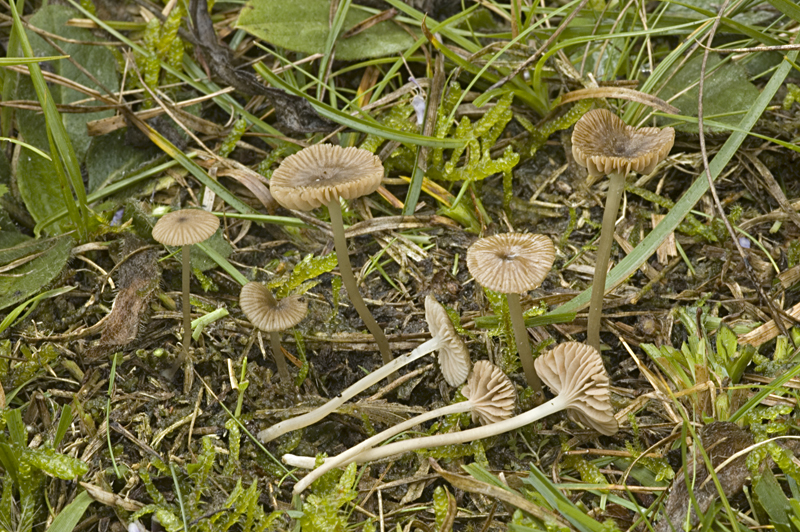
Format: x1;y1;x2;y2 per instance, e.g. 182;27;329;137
461;360;516;425
534;342;618;435
572;109;675;177
425;295;471;386
152;209;220;247
240;282;307;332
466;233;555;294
270;144;384;211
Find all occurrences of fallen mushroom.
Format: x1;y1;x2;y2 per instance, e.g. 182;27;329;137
239;282;307;382
151;209;220;372
290;360;514;493
257;295;470;443
269;144;393;365
572;109;674;350
467;233;555;397
283;342;617;473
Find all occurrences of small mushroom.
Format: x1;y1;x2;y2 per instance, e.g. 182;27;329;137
257;295;470;443
467;233;555;397
151;209;220;368
572;109;674;350
284;342;616;471
240;282;307;382
290;360;513;494
270;144;393;365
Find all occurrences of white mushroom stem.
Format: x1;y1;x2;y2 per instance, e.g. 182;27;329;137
260;288;290;381
257;334;450;443
293;400;473;494
284;393;571;473
587;171;624;351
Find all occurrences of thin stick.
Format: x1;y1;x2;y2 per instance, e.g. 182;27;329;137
587;171;624;350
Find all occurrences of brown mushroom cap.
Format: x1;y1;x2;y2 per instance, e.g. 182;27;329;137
425;295;471;386
572;109;675;177
461;360;516;425
534;342;618;435
466;233;555;294
152;209;220;247
240;282;307;332
270;144;384;211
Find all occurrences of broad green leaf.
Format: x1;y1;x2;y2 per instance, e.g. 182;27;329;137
754;469;792;532
46;492;93;532
237;0;414;61
766;0;800;22
0;236;73;312
85;130;159;193
657;53;759;133
14;4;118;231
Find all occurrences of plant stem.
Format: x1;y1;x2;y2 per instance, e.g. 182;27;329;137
327;198;392;365
258;335;444;443
587;171;625;351
506;292;542;399
284;394;570;470
293;401;470;493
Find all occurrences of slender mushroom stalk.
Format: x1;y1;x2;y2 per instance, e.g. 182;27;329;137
258;295;470;443
151;209;220;374
467;233;555;398
572;109;674;351
291;360;514;493
239;282;307;382
269;144;393;365
284;342;617;473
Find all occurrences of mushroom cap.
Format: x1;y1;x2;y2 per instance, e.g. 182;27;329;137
425;295;471;386
461;360;516;425
152;209;220;247
466;233;555;294
240;282;308;332
534;342;618;435
270;144;384;211
572;109;675;177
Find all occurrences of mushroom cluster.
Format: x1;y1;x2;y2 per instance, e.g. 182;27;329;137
257;295;471;443
284;342;617;493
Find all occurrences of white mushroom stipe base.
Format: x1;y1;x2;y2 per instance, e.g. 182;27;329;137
284;342;617;489
291;360;513;494
257;296;469;443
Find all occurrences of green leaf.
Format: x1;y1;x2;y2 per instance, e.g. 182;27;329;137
236;0;414;61
754;468;792;532
657;53;760;134
45;492;93;532
522;466;606;532
21;448;88;480
85;130;160;193
0;236;73;312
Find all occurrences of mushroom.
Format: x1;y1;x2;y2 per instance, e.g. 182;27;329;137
151;209;220;367
240;282;307;382
290;360;514;494
283;342;616;473
572;109;674;350
467;233;555;396
269;144;392;365
257;295;470;443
